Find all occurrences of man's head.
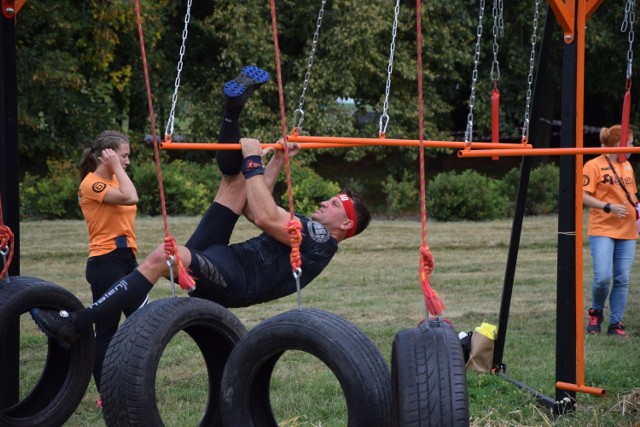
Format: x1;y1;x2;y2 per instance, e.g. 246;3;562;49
311;187;371;241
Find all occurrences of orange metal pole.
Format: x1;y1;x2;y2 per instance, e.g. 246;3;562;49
556;381;606;396
160;138;533;151
457;146;640;157
287;134;531;149
574;0;587;392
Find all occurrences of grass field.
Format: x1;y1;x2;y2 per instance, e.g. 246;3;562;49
9;214;640;426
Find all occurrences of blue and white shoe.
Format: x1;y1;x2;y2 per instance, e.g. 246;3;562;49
223;65;270;109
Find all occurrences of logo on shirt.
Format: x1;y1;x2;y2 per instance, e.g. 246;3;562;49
92;182;107;193
582;175;589;186
307;220;331;243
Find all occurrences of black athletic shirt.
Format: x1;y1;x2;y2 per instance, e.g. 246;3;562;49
192;214;338;307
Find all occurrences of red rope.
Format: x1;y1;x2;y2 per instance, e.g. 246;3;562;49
0;197;14;281
134;0;194;290
270;0;303;272
416;0;444;317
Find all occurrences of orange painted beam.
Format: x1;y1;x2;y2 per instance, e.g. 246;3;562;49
287;135;531;149
556;381;607;396
458;146;640;158
159;138;534;151
547;0;575;41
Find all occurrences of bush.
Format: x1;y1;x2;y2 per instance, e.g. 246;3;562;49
497;163;559;216
20;160;82;220
132;160;219;216
381;171;419;219
282;164;340;216
427;169;509;221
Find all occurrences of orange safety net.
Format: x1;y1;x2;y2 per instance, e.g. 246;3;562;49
134;0;194;291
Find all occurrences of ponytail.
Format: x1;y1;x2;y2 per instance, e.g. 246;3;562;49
78;131;130;179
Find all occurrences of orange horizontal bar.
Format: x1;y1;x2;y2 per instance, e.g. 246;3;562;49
288;135;531;150
458;146;640;158
556;381;607;396
160;141;379;150
160;137;532;151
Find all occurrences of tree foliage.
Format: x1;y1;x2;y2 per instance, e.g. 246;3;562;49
13;0;639;193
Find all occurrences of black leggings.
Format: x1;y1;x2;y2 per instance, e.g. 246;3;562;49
86;248;147;391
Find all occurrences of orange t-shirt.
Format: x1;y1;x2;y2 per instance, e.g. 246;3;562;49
78;172;137;257
582;155;637;239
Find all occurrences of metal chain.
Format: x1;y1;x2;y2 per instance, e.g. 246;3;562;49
379;0;401;136
164;0;193;140
465;0;485;144
293;0;326;132
622;0;636;80
490;0;503;82
521;0;540;142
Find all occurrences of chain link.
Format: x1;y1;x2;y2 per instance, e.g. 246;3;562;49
379;0;401;136
521;0;540;142
164;0;193;140
293;0;326;131
490;0;503;82
622;0;636;80
465;0;485;144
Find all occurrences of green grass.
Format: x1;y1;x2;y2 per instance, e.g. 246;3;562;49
11;215;640;426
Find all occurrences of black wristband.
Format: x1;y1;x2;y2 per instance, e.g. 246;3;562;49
603;203;611;213
241;155;265;179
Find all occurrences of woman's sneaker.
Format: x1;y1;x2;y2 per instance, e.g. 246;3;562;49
607;322;628;338
586;308;603;334
223;65;270;109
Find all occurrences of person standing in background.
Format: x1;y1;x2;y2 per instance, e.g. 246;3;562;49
77;130;149;402
583;125;637;338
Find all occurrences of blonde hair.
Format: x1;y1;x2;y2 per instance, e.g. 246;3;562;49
599;124;633;147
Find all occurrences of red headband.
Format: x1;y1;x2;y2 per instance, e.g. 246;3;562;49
338;193;357;239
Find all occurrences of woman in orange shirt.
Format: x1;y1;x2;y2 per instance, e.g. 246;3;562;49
78;131;149;398
582;125;637;338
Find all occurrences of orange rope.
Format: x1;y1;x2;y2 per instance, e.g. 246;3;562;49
134;0;194;290
0;197;14;281
416;0;444;317
269;0;302;272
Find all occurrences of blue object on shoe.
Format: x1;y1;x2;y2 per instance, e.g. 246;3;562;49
223;65;270;108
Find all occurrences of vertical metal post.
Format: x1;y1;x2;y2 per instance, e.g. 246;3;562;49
555;4;578;411
0;6;21;408
493;7;556;373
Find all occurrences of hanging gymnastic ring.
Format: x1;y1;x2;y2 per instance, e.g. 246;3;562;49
220;308;392;426
100;297;246;426
391;323;470;427
0;276;95;427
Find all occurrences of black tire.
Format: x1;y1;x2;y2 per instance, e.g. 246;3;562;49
100;297;247;427
391;326;470;427
220;308;392;427
0;276;95;427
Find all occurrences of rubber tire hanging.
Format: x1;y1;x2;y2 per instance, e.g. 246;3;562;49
391;320;470;427
100;297;247;427
0;276;95;427
220;308;392;426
